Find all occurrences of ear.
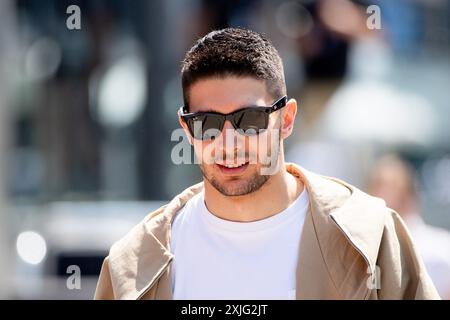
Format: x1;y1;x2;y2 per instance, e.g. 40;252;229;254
178;111;194;145
280;98;297;139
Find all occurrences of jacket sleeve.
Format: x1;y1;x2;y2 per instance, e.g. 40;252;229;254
376;209;441;300
94;256;115;300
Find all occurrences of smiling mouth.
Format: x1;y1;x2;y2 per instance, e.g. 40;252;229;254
216;161;249;175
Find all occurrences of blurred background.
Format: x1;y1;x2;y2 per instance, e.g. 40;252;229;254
0;0;449;299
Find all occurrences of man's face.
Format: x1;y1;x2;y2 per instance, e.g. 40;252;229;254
180;76;284;197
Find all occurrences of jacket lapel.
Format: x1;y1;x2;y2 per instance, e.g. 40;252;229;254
107;216;173;300
108;182;204;299
291;164;386;299
296;207;341;299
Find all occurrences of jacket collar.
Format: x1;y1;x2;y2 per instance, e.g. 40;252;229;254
289;163;386;299
107;163;387;299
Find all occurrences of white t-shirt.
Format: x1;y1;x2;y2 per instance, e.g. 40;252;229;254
169;187;309;300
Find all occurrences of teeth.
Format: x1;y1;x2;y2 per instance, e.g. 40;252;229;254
225;164;242;168
221;163;246;168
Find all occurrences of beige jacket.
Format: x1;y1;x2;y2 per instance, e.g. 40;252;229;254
94;163;440;300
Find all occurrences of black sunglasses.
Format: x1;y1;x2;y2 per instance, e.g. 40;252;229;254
179;96;288;140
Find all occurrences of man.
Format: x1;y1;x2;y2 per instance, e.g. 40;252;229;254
94;28;439;300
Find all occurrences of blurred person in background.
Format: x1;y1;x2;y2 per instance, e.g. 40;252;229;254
94;28;439;300
368;154;450;299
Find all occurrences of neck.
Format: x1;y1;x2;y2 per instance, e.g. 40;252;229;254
203;160;304;222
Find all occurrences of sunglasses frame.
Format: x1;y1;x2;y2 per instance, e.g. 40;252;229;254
179;95;288;140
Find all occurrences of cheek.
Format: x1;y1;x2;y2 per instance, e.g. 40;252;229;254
257;129;276;150
245;133;266;164
245;135;259;154
193;140;217;164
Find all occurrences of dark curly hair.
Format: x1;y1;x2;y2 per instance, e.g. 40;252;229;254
181;28;286;108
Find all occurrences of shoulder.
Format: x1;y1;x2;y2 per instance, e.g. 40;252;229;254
107;181;205;260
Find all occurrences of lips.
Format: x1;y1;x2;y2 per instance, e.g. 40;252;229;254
216;161;249;175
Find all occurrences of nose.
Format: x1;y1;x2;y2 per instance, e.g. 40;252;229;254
216;120;245;159
217;120;235;148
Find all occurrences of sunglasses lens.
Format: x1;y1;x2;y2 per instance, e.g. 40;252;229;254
188;115;223;140
185;108;270;140
234;109;268;136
